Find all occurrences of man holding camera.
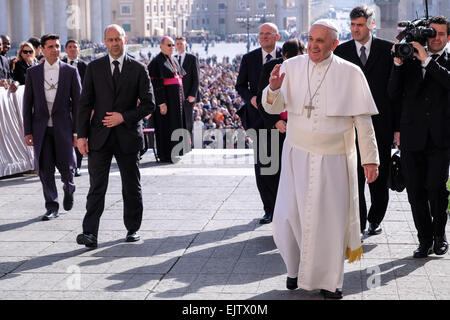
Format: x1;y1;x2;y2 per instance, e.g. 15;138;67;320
388;16;450;258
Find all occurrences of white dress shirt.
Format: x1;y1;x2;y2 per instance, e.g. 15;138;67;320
109;53;125;74
44;59;60;127
176;52;186;66
355;34;373;60
262;48;277;65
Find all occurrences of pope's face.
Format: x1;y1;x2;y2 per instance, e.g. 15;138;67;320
427;23;449;54
307;25;339;63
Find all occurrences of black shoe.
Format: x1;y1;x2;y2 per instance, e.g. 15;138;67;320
75;168;81;177
286;277;298;290
63;191;74;211
367;223;382;235
413;243;433;258
320;289;343;299
433;236;448;256
259;213;272;224
76;233;98;248
126;231;141;242
42;210;59;221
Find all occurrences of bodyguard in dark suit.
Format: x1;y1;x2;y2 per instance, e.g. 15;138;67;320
175;36;200;139
76;25;155;248
334;5;395;236
23;34;81;221
388;16;450;258
0;37;11;80
62;39;88;177
236;23;282;224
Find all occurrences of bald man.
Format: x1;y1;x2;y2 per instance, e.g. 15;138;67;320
76;24;155;248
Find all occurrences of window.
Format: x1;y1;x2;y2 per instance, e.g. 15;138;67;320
219;18;225;24
147;22;150;30
121;5;132;15
123;24;131;32
218;3;227;10
146;5;150;13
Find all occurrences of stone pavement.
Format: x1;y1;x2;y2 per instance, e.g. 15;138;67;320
0;149;449;301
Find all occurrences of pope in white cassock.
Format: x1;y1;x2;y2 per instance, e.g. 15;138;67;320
262;19;380;299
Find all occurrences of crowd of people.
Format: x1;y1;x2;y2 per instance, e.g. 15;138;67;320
0;5;449;301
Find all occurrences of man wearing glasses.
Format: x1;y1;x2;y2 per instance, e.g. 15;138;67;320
236;23;282;224
148;36;188;163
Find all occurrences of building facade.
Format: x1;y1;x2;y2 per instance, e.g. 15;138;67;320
0;0;110;47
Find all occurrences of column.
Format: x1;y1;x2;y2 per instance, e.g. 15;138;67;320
90;0;102;43
8;0;31;46
0;0;7;36
55;0;68;45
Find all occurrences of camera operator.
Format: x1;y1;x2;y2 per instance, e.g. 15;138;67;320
388;16;450;259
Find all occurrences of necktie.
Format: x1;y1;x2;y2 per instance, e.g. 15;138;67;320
178;55;182;66
112;60;120;91
266;53;272;63
360;46;367;66
431;54;439;61
70;60;74;66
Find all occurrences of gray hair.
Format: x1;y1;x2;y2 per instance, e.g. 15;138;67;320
350;5;375;28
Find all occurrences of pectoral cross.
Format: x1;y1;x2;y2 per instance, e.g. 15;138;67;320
304;103;315;118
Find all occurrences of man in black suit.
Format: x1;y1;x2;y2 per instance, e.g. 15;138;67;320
388;16;450;258
76;24;155;248
334;5;395;236
236;23;282;224
175;36;200;142
62;39;88;177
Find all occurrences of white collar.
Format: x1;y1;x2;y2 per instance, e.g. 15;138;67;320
429;47;446;58
310;52;334;67
355;34;373;52
44;59;60;69
109;52;125;66
263;48;276;60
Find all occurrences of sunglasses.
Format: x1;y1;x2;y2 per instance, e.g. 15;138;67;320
166;44;175;47
22;50;33;54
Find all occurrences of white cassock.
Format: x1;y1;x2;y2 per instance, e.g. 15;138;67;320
262;53;379;292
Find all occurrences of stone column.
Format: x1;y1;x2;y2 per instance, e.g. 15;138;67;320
8;0;31;47
55;0;68;45
90;0;102;43
0;0;7;36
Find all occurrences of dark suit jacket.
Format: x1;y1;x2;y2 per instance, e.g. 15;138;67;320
388;50;450;151
77;54;155;153
177;53;199;100
0;55;12;79
256;57;284;130
62;57;87;83
236;47;282;130
334;37;395;147
22;61;82;171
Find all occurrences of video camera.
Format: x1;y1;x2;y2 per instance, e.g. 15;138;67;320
393;19;436;59
393;0;436;60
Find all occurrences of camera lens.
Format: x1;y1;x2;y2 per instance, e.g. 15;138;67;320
397;43;414;58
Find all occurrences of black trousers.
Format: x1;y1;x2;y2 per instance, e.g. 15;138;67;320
39;127;76;211
74;147;83;169
82;129;143;237
403;137;449;245
357;142;392;232
253;129;285;218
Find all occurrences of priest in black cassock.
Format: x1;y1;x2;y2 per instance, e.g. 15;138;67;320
148;36;187;163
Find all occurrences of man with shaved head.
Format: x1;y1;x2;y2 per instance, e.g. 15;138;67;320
76;24;155;248
262;19;380;298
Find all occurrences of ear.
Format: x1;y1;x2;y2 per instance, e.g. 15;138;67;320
332;39;339;50
369;20;376;31
276;34;281;41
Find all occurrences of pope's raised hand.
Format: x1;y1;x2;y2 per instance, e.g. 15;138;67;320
269;64;285;91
